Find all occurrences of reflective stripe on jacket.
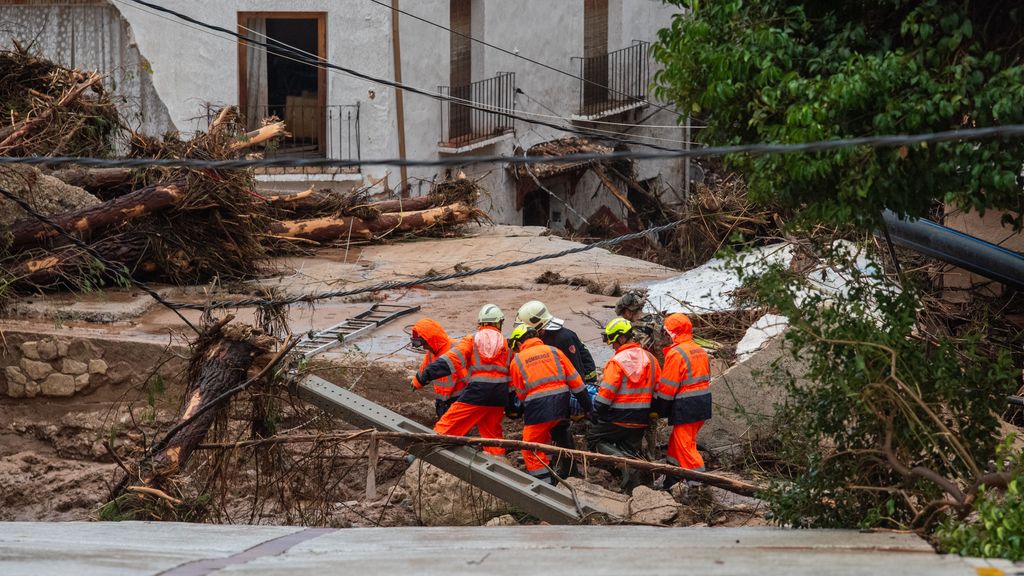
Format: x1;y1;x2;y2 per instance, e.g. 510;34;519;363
656;336;711;425
423;326;510;407
510;338;588;424
594;342;660;426
411;318;465;401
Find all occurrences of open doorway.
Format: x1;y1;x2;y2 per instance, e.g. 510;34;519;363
238;12;326;156
522;189;551;227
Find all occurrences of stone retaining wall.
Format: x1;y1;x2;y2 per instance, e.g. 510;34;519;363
1;332;182;399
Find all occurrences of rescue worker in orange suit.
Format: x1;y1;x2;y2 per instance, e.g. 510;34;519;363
409;318;465;419
416;304;510;456
516;300;597;476
507;325;593;484
653;313;711;489
587;317;662;492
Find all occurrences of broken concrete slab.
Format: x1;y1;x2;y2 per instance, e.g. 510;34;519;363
628;486;680;524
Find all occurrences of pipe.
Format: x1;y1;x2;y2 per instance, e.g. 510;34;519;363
879;210;1024;290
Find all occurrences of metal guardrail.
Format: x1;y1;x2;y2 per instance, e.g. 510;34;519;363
573;41;650;117
439;72;515;147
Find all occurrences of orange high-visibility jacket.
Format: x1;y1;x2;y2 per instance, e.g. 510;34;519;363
411;318;466;402
510;337;590;424
420;325;510;407
594;342;661;426
655;314;711;425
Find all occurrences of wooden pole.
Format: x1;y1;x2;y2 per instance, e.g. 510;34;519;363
365;433;379;501
391;0;409;195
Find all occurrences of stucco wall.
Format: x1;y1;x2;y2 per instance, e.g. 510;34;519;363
0;0;175;137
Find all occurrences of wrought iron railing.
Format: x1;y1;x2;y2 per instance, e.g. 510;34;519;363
206;102;361;162
573;41;650;117
439;72;515;147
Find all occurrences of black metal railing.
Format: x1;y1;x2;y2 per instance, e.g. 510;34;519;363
573;41;650;117
207;102;361;162
439;72;515;147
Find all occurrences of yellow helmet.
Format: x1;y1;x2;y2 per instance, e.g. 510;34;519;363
507;323;532;351
517;300;553;329
603;317;633;344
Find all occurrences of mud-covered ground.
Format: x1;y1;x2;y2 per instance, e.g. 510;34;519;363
1;352;766;528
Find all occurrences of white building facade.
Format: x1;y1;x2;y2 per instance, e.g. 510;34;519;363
2;0;689;231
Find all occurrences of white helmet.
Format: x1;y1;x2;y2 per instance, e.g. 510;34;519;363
517;300;553;329
477;303;504;324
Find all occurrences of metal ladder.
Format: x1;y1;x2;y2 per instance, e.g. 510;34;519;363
293;303;421;359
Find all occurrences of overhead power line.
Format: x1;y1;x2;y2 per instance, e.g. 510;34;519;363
363;0;685;123
120;0;681;153
5;122;1024;171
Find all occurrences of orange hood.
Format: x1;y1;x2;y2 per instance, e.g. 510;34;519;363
412;318;452;356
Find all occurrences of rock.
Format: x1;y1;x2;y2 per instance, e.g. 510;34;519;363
65;339;99;362
20;359;53;381
36;339;59;361
402;460;504;526
0;164;99;228
62;359;88;376
103;361;133;385
75;373;90;392
57;339;69;357
4;366;28;398
484;514;519;526
707;486;768;513
41;373;76;397
88;359;108;375
564;477;630;519
627;486;681;524
20;341;40;360
6;380;25;398
24;381;40;398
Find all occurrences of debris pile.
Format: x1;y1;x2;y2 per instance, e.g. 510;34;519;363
0;49;482;293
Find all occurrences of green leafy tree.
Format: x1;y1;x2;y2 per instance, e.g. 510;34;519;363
653;0;1024;228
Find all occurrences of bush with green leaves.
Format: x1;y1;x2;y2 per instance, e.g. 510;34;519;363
737;243;1017;531
938;439;1024;560
653;0;1024;229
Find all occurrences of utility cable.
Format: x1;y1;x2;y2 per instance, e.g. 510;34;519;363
0;186;200;334
120;0;681;153
5;122;1024;171
167;218;685;310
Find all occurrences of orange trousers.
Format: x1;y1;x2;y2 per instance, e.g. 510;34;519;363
521;419;561;475
667;421;705;471
433;401;506;456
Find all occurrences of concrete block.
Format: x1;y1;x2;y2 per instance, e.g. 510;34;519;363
88;359;108;375
41;373;76;397
61;359;88;376
20;341;40;360
20;358;53;381
36;339;58;361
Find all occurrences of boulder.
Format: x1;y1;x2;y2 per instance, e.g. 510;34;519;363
62;359;88;376
36;339;59;362
4;366;28;398
20;359;53;381
88;359;108;375
75;373;90;392
41;373;76;397
103;361;133;385
65;339;99;362
484;514;519;526
20;341;40;360
24;381;40;398
402;460;505;526
627;486;680;524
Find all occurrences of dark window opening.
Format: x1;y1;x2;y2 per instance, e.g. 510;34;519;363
449;0;472;140
266;19;318;152
523;189;551;227
582;0;609;107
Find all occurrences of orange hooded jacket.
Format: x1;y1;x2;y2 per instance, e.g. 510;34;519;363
411;318;465;402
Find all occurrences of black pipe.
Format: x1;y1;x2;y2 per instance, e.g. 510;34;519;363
880;210;1024;290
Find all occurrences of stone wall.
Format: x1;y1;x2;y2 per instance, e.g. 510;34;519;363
2;336;129;398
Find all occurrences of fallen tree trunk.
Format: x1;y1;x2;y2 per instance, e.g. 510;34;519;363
359;196;434;213
198;429;761;497
49;167;134;193
8;180;187;248
268;202;473;243
230;121;289;150
145;322;277;482
10;236;151;288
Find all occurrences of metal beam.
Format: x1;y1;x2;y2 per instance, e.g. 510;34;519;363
297;375;614;524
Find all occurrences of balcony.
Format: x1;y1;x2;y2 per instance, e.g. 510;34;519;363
438;72;516;153
206;102;361;177
572;41;650;121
